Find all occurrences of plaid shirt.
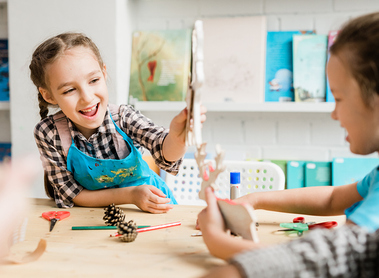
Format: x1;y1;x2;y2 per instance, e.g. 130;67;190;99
231;225;379;278
34;104;181;208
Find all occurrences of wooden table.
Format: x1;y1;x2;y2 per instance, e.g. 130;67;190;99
1;199;346;278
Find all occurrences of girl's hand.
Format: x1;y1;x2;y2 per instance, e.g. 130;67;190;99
131;185;174;213
197;187;225;235
163;105;207;162
169;105;207;144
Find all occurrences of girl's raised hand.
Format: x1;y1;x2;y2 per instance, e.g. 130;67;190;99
131;184;174;213
169;105;207;144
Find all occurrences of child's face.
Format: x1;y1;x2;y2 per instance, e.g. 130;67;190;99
328;54;379;155
40;46;108;138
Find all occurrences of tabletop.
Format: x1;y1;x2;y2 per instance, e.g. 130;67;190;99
1;198;346;278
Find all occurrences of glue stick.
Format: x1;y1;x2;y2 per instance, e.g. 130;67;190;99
230;172;240;199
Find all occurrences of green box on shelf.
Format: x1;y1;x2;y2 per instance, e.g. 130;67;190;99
261;159;287;187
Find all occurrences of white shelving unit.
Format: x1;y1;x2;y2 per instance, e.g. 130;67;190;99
0;101;10;110
133;101;335;113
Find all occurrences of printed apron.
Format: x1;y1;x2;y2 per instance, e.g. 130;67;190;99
66;116;177;204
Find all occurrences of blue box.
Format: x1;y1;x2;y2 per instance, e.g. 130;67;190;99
286;160;306;189
305;161;331;187
332;157;379;186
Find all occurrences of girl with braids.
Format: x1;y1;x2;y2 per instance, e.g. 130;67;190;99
198;12;379;277
30;32;206;212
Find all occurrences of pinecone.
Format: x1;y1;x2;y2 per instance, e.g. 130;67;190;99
103;203;125;226
118;220;138;242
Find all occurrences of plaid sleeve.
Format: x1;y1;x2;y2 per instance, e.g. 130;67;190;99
118;104;182;174
34;117;83;208
230;225;379;278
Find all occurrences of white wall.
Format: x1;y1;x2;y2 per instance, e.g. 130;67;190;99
7;0;136;197
5;0;379;198
134;0;379;161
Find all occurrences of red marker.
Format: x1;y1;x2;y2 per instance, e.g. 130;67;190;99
110;221;181;237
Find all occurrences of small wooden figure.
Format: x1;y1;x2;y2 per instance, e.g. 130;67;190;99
103;203;125;226
217;198;259;242
196;144;226;200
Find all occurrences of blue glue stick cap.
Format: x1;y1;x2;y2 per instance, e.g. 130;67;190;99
230;172;240;184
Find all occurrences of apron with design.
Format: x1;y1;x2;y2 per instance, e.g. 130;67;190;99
66;114;177;204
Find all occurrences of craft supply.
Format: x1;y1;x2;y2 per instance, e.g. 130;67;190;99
217;198;259;242
278;216;338;236
71;225;150;230
42;211;70;232
230;172;240;200
103;203;125;226
191;231;202;237
111;221;181;237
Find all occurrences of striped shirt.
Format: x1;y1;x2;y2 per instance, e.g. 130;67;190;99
34;104;181;208
231;225;379;278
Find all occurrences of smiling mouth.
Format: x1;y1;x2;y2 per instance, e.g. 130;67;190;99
80;103;99;117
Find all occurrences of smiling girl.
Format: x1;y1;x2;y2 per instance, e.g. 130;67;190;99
30;33;205;212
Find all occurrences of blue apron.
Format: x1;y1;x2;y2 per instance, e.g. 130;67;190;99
66;116;177;204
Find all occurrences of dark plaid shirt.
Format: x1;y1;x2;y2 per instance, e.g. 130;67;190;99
34;104;181;208
231;225;379;278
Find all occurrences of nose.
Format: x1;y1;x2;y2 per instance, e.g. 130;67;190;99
79;85;94;103
330;105;337;121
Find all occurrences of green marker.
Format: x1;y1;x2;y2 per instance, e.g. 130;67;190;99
72;225;150;230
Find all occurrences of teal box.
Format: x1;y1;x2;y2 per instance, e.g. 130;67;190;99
305;161;331;187
286;161;306;189
332;157;379;186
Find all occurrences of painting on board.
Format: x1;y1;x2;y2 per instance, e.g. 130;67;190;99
129;29;191;102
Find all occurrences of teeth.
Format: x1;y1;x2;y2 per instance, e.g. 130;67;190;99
81;106;96;113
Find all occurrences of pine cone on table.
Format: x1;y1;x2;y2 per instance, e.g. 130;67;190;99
118;220;138;242
103;203;125;226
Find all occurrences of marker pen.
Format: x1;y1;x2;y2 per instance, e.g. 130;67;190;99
230;172;240;199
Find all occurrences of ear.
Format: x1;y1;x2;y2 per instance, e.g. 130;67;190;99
39;87;58;105
102;64;107;80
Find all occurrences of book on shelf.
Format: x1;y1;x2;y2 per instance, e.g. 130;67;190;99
293;34;328;102
0;143;11;161
332;157;379;186
286;160;306;189
0;39;9;102
326;30;339;103
304;161;331;187
128;29;192;102
201;16;267;103
265;31;314;102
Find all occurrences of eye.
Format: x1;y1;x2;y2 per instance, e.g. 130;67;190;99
90;78;100;84
63;88;75;94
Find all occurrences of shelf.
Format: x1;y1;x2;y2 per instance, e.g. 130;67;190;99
132;101;335;113
0;101;9;110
